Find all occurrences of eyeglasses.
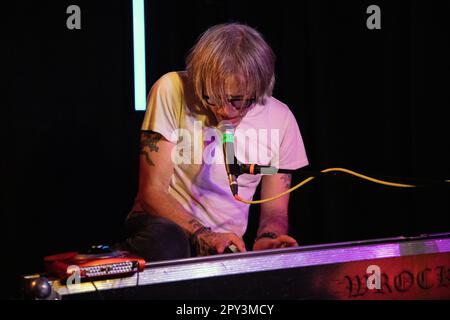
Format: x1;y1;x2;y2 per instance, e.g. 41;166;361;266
202;95;256;110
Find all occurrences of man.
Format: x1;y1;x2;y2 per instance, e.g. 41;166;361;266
122;23;309;261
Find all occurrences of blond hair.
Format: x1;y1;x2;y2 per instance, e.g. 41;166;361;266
186;23;276;106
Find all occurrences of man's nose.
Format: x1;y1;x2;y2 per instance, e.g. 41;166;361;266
221;103;239;115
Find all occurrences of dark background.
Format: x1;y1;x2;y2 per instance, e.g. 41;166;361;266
4;0;449;299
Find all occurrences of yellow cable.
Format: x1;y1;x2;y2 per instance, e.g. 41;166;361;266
235;176;316;205
321;168;416;188
235;167;420;205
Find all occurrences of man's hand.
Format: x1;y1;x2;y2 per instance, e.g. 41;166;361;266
253;235;298;251
193;229;247;256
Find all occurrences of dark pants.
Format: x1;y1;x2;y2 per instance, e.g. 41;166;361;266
118;213;192;262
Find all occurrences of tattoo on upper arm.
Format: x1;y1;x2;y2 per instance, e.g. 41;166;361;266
140;131;163;166
280;174;292;189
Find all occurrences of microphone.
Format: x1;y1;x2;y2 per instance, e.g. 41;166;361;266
218;121;239;196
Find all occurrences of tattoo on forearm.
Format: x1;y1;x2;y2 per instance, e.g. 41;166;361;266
188;219;215;256
140;131;162;166
280;174;292;189
188;219;205;232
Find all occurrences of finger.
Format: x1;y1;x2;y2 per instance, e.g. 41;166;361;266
216;238;235;254
280;241;298;248
216;241;229;254
229;234;247;252
254;238;278;250
276;235;298;246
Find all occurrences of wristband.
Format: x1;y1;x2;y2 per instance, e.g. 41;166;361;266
255;232;278;242
190;226;212;243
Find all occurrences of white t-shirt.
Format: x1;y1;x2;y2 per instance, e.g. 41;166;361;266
133;71;309;237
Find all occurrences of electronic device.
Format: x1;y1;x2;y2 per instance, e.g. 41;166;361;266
44;245;145;281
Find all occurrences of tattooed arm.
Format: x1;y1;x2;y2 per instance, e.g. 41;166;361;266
254;173;298;250
137;131;246;254
138;131;204;235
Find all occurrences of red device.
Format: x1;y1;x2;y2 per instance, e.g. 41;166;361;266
44;245;146;281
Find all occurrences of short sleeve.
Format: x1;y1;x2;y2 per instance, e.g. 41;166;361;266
271;109;309;170
141;72;182;144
